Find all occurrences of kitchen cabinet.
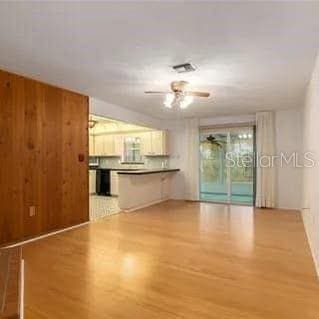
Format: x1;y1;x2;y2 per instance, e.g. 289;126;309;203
139;132;152;156
91;130;168;157
103;135;115;155
118;170;178;211
114;135;123;157
89;135;94;155
93;135;104;156
152;131;168;155
89;170;96;194
141;130;169;156
110;171;119;196
93;135;121;156
161;173;171;199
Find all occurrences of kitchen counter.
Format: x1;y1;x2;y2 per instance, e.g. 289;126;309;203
89;167;140;171
117;168;180;175
109;168;140;171
118;169;180;212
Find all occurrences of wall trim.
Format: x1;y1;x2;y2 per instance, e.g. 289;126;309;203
20;259;24;319
4;222;89;248
123;198;170;212
301;210;319;278
275;206;302;211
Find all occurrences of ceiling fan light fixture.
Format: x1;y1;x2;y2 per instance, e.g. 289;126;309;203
146;80;209;110
179;95;194;109
163;93;175;108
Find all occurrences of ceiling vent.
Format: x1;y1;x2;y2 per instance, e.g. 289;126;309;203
172;63;196;73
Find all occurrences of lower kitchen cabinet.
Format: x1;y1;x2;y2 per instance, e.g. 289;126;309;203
111;171;119;196
161;173;171;199
89;170;97;194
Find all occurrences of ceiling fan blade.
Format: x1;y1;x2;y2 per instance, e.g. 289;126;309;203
144;91;168;94
186;91;210;98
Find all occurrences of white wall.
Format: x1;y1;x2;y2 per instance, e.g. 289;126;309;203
169;120;188;199
275;108;303;209
169;112;303;210
302;52;319;276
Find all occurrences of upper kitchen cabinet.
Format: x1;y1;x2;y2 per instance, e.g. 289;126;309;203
114;135;124;157
89;124;169;158
141;130;169;156
104;135;115;155
139;131;151;156
92;135;103;156
93;135;121;157
89;134;95;155
152;130;169;155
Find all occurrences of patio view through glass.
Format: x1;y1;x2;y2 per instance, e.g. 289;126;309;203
199;125;255;205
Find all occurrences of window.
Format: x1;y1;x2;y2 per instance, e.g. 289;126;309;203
123;136;142;163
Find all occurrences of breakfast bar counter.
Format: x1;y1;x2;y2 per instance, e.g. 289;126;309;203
117;168;180;175
117;169;180;211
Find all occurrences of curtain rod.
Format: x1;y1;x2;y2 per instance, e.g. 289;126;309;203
200;121;256;130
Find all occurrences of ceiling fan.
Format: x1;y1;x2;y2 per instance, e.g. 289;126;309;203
145;81;210;109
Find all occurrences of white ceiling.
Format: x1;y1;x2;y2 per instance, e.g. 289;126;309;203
0;1;318;119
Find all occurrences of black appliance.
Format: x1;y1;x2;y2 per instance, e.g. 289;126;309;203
96;169;111;196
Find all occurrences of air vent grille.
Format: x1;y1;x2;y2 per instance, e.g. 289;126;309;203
172;63;196;73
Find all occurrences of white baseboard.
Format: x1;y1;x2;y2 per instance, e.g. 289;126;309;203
20;259;24;319
275;206;301;211
301;211;319;278
123;198;170;213
5;222;89;248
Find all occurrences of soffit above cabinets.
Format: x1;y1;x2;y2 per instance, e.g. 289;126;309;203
89;114;153;135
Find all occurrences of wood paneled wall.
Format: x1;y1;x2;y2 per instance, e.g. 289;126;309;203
0;69;89;245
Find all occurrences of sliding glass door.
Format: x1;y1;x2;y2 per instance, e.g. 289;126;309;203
199;126;255;205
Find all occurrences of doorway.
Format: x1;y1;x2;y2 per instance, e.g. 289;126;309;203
199;125;255;205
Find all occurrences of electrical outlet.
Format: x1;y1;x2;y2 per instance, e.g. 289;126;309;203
29;206;36;217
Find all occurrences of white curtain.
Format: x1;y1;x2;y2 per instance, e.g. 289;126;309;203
255;112;276;208
185;118;200;200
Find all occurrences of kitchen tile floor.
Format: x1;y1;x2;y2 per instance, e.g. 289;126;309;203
89;195;121;221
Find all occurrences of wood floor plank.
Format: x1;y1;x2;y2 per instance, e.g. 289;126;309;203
0;247;21;319
22;201;319;319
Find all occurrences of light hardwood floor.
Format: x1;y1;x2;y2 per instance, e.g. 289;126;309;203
0;247;21;319
22;200;319;319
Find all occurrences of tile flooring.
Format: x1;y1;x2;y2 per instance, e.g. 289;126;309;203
89;195;121;221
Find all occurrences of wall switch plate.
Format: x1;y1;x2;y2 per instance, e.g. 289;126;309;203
29;206;36;217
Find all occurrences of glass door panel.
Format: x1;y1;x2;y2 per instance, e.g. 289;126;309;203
200;132;228;202
229;128;254;205
200;126;254;205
